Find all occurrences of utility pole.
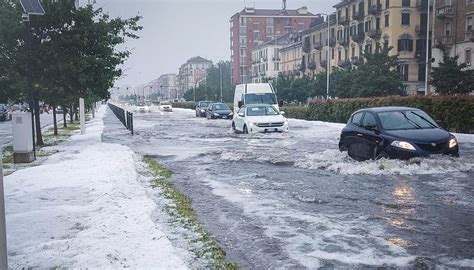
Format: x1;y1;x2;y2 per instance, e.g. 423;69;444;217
326;14;331;99
424;0;431;95
219;63;223;102
0;150;7;269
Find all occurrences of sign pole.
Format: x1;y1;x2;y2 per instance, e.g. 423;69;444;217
79;98;85;135
0;150;8;269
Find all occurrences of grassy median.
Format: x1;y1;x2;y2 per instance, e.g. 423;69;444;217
143;156;238;270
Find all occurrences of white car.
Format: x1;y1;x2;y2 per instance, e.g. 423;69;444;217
159;101;173;112
232;104;289;134
136;102;150;113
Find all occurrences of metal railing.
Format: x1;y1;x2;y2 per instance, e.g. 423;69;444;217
108;103;134;135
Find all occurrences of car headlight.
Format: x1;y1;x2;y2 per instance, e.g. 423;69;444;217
200;109;205;112
284;119;289;126
391;141;416;151
213;113;219;116
229;112;234;116
449;138;458;148
249;122;255;126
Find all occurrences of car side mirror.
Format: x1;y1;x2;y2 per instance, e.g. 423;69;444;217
280;111;286;115
365;124;378;131
436;120;445;128
238;101;243;108
238;113;244;117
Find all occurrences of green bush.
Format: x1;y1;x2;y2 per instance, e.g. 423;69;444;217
171;102;196;110
283;96;474;133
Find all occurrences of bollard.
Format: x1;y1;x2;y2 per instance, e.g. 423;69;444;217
0;150;8;269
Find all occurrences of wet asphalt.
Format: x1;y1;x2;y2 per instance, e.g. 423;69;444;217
102;106;474;269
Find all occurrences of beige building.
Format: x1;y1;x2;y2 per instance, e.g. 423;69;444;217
280;39;303;76
432;0;474;70
177;56;213;98
300;0;433;95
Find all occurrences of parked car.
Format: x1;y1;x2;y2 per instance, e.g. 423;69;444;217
0;104;12;122
195;101;212;117
206;103;233;119
338;107;460;160
159;101;173;112
232;104;288;134
136;102;150;113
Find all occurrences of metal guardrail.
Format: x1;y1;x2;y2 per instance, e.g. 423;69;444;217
108;103;134;135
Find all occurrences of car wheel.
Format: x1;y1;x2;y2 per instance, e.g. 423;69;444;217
338;142;347;152
375;150;389;160
195;111;198;117
243;125;248;134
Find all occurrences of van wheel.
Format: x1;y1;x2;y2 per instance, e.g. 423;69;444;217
243;125;248;134
232;122;236;132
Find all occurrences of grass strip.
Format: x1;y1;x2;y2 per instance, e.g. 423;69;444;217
143;156;238;270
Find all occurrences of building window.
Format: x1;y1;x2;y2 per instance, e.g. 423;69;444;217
467;16;473;32
401;12;410;26
385;14;389;27
402;0;410;7
466;49;472;66
398;39;413;51
338;50;342;61
398;64;409;81
351;46;356;57
365;20;372;32
445;22;451;36
418;64;426;81
332;48;335;59
365;43;373;53
385;0;390;8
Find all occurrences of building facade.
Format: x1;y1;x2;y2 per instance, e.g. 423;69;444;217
298;0;434;95
280;38;303;76
230;6;320;85
177;56;213;97
432;0;474;70
148;73;178;101
251;33;294;82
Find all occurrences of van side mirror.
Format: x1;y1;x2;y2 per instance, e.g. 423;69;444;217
238;112;244;117
238;101;243;108
278;100;284;107
280;111;286;115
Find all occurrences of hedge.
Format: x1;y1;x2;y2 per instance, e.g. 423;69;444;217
282;96;474;133
171;102;196;110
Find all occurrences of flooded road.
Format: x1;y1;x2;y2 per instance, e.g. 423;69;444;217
102;106;474;269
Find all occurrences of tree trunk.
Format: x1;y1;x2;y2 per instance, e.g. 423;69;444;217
34;99;44;146
69;104;74;124
52;106;58;135
62;107;67;128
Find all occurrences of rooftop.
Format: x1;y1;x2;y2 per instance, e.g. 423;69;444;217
186;56;212;64
254;33;295;50
236;6;317;17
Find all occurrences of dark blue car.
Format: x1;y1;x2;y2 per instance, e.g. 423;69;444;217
339;107;459;160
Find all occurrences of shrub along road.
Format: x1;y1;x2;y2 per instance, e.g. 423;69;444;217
102;107;474;269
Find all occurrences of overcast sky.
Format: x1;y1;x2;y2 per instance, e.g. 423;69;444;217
82;0;339;87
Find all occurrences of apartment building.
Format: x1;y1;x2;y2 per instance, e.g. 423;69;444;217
280;37;303;76
148;74;178;100
230;5;320;85
299;0;433;95
177;56;212;98
432;0;474;70
251;34;294;82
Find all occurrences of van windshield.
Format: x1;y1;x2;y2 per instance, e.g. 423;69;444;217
244;93;276;105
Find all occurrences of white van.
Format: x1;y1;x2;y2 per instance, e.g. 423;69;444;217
233;83;282;113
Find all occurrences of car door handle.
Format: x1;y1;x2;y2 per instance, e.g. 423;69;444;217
357;133;363;137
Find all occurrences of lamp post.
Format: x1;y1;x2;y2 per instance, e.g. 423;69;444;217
318;13;332;99
424;0;431;95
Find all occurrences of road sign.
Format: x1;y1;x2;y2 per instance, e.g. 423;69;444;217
20;0;45;15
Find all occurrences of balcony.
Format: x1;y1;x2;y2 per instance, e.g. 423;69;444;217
262;57;268;62
313;42;324;50
339;37;350;46
351;56;364;65
338;16;349;26
320;60;328;69
337;59;351;68
352;10;365;21
351;32;365;43
308;61;317;70
272;56;281;61
437;35;455;46
436;6;453;19
368;4;382;16
368;29;382;39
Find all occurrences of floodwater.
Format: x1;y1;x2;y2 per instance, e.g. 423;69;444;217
102;106;474;269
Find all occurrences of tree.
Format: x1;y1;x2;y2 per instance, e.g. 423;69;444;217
351;46;403;97
431;52;474;95
184;61;233;102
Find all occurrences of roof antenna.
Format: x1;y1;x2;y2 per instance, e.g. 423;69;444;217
282;0;287;10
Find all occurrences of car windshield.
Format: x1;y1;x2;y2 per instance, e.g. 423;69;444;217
246;106;279;116
377;110;439;130
200;102;210;108
137;102;146;106
0;104;6;111
161;102;170;105
244;93;276;105
212;104;229;110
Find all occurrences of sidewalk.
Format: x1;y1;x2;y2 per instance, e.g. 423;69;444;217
4;105;188;268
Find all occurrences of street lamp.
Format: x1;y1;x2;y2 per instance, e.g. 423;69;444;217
424;0;432;95
319;13;332;99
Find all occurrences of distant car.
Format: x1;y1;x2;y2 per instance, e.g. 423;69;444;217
338;107;460;160
136;102;150;113
0;104;12;122
232;104;288;134
159;101;173;112
195;101;212;117
206;103;233;119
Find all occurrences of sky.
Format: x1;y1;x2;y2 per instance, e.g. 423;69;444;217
80;0;339;87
